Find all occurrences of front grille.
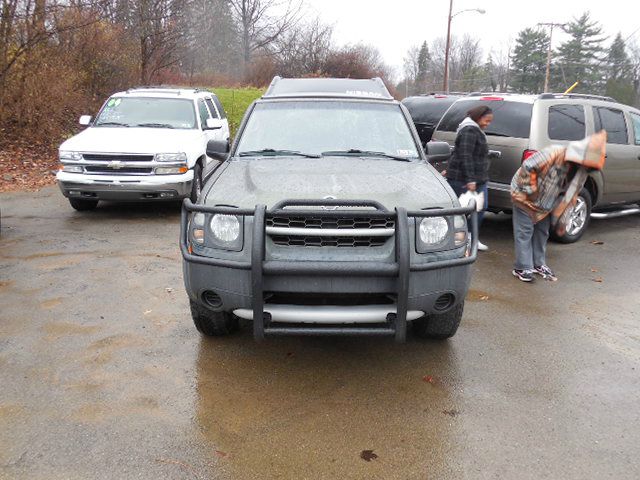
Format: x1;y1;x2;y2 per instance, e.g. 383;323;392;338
83;153;155;162
266;216;395;230
266;214;394;248
84;166;152;175
270;234;388;248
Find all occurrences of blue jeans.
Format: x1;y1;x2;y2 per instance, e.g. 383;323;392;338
512;206;550;270
447;179;488;226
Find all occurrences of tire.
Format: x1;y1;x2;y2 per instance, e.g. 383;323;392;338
412;302;464;339
190;300;238;336
190;163;202;203
551;188;592;244
69;198;98;211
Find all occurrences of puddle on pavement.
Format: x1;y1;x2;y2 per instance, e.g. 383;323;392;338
194;334;464;479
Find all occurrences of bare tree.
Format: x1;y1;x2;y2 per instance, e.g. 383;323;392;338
273;17;333;77
228;0;302;67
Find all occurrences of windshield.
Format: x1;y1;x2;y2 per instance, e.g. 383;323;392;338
236;101;420;159
94;97;197;129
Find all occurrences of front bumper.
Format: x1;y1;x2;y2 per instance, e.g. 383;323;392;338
181;199;478;342
57;170;193;201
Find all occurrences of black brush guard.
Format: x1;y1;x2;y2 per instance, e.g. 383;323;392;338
180;198;478;342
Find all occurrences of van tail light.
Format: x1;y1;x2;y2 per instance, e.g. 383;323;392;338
480;96;504;101
522;149;538;162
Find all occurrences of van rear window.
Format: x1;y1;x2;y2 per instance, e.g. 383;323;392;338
437;100;532;138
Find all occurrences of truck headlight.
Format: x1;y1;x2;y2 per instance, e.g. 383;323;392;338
210;214;240;242
59;151;82;161
60;164;84;173
155;152;187;162
419;217;448;245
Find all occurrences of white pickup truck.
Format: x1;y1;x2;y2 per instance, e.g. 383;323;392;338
56;87;230;210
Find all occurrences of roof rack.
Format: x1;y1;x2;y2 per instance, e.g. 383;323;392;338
263;76;393;100
538;93;617;103
126;85;207;94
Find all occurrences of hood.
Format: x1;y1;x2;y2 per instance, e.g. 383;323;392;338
456;116;484;135
205;157;455;210
59;127;202;154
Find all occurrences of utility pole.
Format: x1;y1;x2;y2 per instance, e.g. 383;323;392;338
538;22;566;93
443;0;453;93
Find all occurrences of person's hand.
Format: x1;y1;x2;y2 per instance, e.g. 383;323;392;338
466;182;477;192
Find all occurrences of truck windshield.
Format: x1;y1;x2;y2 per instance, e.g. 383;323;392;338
94;97;197;129
236;101;420;159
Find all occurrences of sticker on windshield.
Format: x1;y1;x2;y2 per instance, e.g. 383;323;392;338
397;149;416;157
106;98;121;108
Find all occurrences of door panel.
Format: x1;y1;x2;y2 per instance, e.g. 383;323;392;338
594;106;635;198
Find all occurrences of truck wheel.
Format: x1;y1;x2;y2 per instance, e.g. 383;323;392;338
550;188;592;244
69;198;98;211
412;302;464;339
190;300;238;336
190;164;202;203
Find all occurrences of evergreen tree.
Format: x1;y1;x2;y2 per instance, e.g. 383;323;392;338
510;28;549;93
605;33;635;104
416;41;430;93
553;12;606;93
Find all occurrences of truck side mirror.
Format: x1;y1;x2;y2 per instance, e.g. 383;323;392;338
205;118;223;130
206;139;230;161
426;141;452;163
79;115;92;126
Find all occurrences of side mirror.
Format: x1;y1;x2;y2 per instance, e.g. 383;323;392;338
79;115;92;126
205;118;223;130
426;141;452;163
206;139;230;161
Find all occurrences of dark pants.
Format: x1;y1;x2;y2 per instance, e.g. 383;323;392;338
447;179;488;226
512;206;550;271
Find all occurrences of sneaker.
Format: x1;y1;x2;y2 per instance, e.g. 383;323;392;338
512;269;535;282
477;241;489;252
534;265;557;281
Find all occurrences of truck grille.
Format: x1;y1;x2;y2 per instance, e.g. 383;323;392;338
269;234;389;247
266;215;395;248
266;216;395;230
84;166;153;175
82;153;155;162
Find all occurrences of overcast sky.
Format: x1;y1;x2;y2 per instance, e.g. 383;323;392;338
304;0;640;79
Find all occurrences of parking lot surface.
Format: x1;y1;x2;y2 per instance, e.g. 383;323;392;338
1;187;639;479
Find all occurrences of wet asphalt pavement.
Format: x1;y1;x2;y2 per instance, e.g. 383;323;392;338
1;186;639;480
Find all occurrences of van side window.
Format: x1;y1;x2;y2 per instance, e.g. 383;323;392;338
205;98;219;119
548;105;585;141
630;112;640;146
594;107;628;145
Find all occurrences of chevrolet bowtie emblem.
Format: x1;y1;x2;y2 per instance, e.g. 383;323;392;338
108;161;123;169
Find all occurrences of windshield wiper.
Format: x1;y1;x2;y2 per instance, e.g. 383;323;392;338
96;121;130;127
238;149;320;158
322;149;413;162
136;122;175;129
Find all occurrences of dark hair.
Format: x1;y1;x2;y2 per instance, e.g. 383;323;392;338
467;105;493;122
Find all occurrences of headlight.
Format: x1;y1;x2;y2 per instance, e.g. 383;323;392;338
210;214;240;242
155;166;188;175
59;151;82;161
419;217;448;245
155;152;187;162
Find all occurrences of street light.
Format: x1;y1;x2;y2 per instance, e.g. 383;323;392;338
443;1;486;93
